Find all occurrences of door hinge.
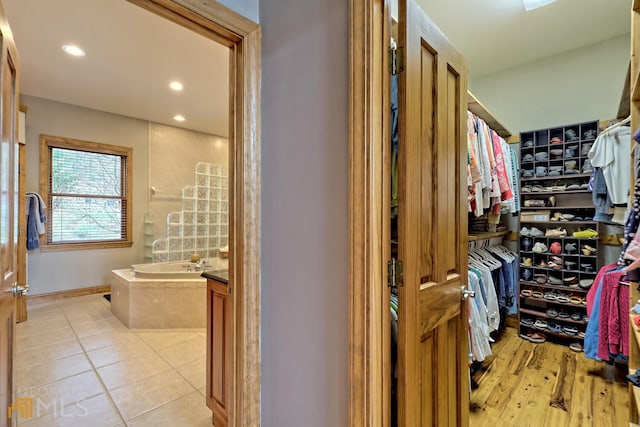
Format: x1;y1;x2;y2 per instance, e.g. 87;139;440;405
387;258;404;288
388;45;404;75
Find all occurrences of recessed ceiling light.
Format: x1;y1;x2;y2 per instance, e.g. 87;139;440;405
173;114;186;122
61;44;86;57
169;81;183;91
523;0;556;11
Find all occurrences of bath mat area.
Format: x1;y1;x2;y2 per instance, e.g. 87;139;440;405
103;293;111;302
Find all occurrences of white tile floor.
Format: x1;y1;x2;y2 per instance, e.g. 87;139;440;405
14;294;212;426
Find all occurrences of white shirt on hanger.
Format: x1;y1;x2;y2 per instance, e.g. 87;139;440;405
588;126;631;205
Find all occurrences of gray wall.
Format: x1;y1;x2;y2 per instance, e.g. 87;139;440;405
218;0;259;23
260;0;349;425
23;95;149;294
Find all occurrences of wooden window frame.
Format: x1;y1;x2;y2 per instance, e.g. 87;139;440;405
39;134;133;251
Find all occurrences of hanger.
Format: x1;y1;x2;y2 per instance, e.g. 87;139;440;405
601;115;631;135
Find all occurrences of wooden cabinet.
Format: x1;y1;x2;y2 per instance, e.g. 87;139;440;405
204;272;231;427
517;121;601;348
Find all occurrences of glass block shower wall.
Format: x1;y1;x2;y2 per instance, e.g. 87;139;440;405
151;162;228;262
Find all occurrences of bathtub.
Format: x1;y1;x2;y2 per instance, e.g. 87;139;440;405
111;257;228;328
131;259;222;279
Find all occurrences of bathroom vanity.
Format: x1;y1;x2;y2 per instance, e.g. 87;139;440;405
202;269;230;427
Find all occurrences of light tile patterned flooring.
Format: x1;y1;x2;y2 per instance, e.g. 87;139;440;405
15;294;211;426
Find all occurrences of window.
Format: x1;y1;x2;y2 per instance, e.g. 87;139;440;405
40;135;133;251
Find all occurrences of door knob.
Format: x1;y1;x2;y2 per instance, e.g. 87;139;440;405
461;286;476;300
4;283;28;296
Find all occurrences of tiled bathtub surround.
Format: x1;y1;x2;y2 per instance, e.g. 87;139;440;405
111;269;206;329
152;162;228;263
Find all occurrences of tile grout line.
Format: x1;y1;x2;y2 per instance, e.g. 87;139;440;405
55;296;129;426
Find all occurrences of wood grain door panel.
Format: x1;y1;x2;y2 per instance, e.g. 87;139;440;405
396;0;468;425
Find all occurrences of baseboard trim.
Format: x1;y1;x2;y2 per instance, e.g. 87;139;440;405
27;285;111;305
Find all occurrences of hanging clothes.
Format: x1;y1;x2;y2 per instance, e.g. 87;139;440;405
588;125;631;205
466;112;518;218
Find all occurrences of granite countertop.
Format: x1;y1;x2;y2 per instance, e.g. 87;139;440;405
201;269;229;284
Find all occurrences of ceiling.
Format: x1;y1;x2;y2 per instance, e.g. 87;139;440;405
2;0;230;137
415;0;631;77
0;0;632;136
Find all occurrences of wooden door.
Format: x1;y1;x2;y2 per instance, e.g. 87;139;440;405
395;0;469;425
0;2;19;425
206;278;232;427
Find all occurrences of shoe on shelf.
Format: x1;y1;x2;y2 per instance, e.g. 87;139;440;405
583;244;597;254
549;181;566;191
564;261;577;270
545;227;567;237
520;227;531;236
548;275;562;285
550;137;563;144
521;257;533;266
547;196;556;207
560;213;575;221
583;130;597;140
579;279;594;289
532;242;548;253
522;269;533;281
547;261;562;269
537;259;548;268
522;153;534;162
564;243;578;254
550;256;563;264
564;160;577;170
549;242;562;254
550;148;564;157
529;227;544;236
569;342;583;352
573;228;598;238
566;181;581;191
522;185;532;193
522;238;532;251
582;159;593;174
524;199;546;207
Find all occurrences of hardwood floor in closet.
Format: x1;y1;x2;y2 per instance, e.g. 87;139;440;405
469;326;629;426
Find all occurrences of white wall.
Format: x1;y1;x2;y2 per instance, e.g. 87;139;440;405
260;0;349;425
23;95;149;295
470;34;630;134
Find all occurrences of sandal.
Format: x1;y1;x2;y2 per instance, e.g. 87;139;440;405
556;294;571;303
534;319;548;329
531;291;544;299
569;295;583;305
546;309;558;318
569;342;583;352
543;292;558;301
521;289;533;297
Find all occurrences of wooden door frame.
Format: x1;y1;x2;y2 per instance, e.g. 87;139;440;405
349;0;389;425
126;1;261;426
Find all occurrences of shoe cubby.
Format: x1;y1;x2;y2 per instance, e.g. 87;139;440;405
518;120;601;348
519;120;598;181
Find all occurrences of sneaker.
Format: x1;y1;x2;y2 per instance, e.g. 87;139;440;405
529;227;544;236
520;227;531;236
583;130;597;140
582;159;593;174
572;228;598;238
564;243;578;254
545;227;567;237
532;242;548;253
522;153;534;162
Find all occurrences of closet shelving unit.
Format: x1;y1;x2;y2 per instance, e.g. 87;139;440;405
518;120;601;348
629;1;640;424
